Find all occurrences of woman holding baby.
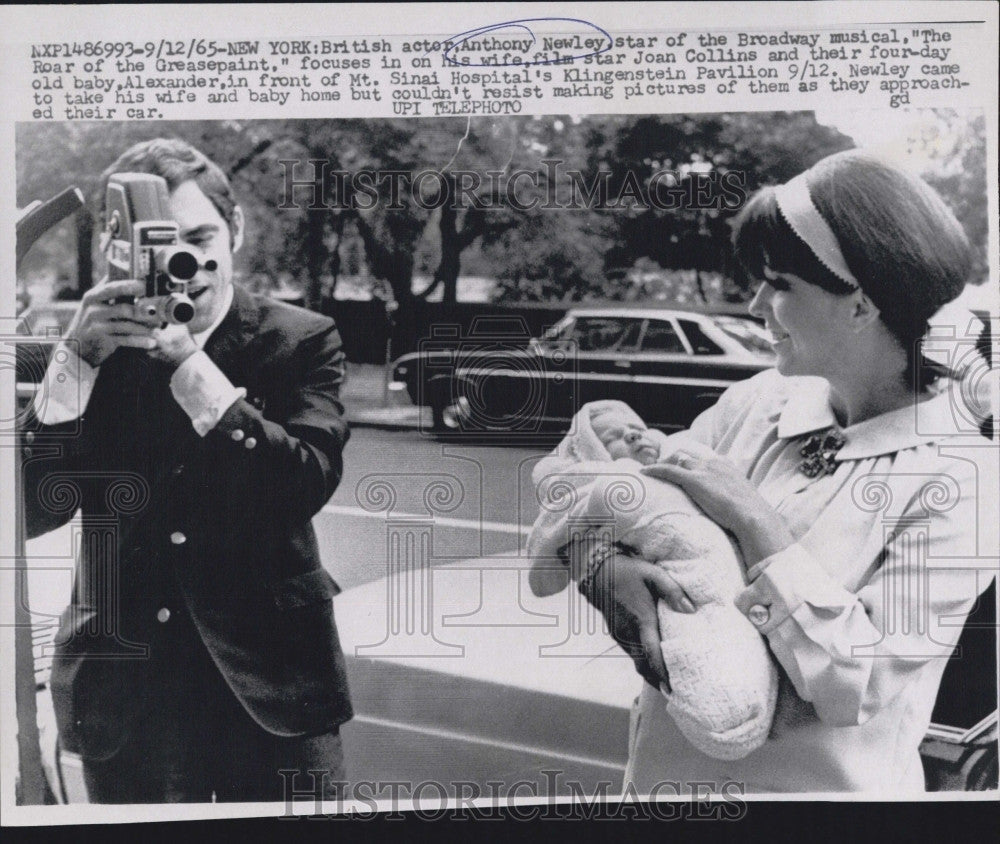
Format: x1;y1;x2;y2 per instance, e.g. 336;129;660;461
534;150;994;793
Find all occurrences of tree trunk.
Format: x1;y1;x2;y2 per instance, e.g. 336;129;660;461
694;268;707;304
436;179;461;303
303;208;326;311
429;175;486;304
326;212;345;301
436;248;460;304
352;211;415;307
352;211;419;357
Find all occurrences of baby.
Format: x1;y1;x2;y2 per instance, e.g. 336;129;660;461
527;401;778;760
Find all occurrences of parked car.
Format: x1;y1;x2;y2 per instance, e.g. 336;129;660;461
14;301;79;397
391;308;775;435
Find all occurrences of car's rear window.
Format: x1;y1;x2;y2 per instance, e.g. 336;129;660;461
677;319;724;355
555;316;644;352
713;316;774;356
640;319;687;353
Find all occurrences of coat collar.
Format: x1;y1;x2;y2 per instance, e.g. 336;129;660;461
776;375;961;460
192;283;234;348
775;377;836;439
201;284;261;380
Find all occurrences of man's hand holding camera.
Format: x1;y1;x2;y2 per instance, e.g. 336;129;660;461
66;277;199;370
66;279;158;367
71;171;208;372
147;319;199;368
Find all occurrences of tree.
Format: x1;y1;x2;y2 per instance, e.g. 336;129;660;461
481;114;623;302
234;117;522;309
590;112;856;302
18;114;890;318
424;172;489;303
908;111;989;285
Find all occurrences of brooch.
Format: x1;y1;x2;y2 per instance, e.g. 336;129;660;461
798;428;846;478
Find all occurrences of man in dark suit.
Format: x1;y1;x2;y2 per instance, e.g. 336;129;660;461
22;138;353;803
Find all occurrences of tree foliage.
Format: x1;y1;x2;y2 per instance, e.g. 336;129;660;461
908;112;989;285
16;110;988;315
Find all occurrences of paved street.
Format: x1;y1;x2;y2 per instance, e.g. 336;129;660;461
320;427;551;589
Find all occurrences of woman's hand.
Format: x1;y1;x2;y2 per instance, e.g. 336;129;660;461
568;538;695;689
640;441;757;531
640;442;795;567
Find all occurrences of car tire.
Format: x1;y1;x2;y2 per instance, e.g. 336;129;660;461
430;400;447;432
967;745;999;791
425;377;453;432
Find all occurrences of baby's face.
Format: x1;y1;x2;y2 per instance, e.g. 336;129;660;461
591;411;661;464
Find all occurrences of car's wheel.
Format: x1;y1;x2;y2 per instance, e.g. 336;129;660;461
425;377;454;432
966;744;999;790
441;397;473;431
430;399;448;431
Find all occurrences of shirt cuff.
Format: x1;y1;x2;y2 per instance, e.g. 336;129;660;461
734;542;855;635
170;350;246;437
33;342;98;425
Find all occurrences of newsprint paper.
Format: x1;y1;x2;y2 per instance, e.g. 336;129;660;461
1;1;998;828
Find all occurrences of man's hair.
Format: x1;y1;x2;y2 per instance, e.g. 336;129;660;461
98;138;237;241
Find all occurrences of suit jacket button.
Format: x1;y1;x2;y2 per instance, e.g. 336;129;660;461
244;437;257;449
24;431;35;444
230;428;245;442
170;531;186;545
157;607;171;623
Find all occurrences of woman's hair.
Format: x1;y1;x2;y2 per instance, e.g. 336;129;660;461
98;138;238;244
731;150;973;389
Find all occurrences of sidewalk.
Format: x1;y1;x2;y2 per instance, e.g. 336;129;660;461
340;362;429;430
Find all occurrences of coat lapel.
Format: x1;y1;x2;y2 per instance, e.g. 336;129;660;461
201;285;262;385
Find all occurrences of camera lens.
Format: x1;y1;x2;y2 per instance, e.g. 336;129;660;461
166;250;199;280
167;296;195;324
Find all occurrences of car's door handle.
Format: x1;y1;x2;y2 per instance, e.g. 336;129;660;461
614;360;631;368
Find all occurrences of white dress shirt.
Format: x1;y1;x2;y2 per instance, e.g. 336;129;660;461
624;369;997;794
34;284;244;436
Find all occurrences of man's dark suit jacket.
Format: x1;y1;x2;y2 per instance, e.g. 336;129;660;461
22;287;353;760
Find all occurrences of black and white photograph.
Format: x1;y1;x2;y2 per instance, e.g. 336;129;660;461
2;1;998;832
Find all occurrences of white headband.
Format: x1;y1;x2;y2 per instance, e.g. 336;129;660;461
773;174;860;289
